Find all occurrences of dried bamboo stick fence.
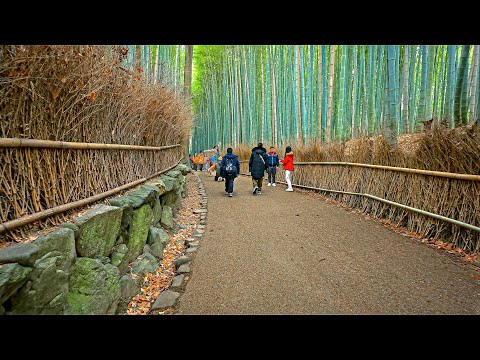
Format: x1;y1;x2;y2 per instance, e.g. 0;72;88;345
239;159;480;252
0;45;193;242
273;181;480;233
0;159;181;234
0;140;183;242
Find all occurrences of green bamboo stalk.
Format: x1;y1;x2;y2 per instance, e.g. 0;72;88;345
407;46;416;127
300;46;306;141
338;45;348;140
296;45;303;143
270;46;278;146
321;45;327;140
434;46;446;121
318;45;323;141
367;46;377;135
361;46;368;136
469;45;479;124
425;45;436;120
351;46;359;139
345;46;354;138
387;45;399;149
326;45;336;143
412;46;422;130
402;45;409;133
374;46;384;134
477;49;480;126
418;45;428;125
454;45;471;125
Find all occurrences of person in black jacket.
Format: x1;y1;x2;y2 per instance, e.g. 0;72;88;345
248;142;268;195
220;148;240;197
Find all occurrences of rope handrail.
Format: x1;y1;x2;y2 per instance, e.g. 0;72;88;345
238;160;480;181
0;138;181;151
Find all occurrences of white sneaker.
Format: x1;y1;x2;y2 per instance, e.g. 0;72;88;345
267;183;271;186
286;188;293;192
257;190;262;195
253;186;258;195
272;183;276;187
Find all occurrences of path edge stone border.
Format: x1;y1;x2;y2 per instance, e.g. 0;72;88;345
151;172;208;314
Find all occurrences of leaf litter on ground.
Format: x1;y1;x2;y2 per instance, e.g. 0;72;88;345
127;173;203;315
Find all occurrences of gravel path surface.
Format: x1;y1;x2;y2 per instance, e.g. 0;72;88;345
176;172;480;314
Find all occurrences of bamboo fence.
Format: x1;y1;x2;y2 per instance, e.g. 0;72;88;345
237;127;480;252
0;45;192;242
0;158;182;234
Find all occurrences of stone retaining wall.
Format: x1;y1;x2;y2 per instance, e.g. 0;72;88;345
0;163;191;315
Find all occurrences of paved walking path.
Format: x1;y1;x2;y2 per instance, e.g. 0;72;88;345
176;172;480;314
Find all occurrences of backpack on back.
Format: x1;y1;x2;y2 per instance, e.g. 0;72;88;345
225;158;236;176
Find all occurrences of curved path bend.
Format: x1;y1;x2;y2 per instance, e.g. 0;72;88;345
176;172;480;315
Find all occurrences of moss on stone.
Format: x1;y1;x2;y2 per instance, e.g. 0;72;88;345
67;257;120;315
160;206;173;229
117;204;153;276
151;198;162;225
74;205;122;258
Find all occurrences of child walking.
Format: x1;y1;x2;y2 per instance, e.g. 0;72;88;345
280;146;294;192
266;146;279;186
214;155;224;181
208;153;217;174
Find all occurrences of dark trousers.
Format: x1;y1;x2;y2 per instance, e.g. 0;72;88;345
267;166;277;183
225;177;234;193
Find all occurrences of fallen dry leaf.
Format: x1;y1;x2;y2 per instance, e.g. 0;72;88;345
127;173;202;315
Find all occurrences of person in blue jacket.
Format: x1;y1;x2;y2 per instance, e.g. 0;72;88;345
220;147;241;197
266;146;280;186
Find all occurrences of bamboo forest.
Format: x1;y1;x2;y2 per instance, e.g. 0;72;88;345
190;45;479;151
1;44;479;316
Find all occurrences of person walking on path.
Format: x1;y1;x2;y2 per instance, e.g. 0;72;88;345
207;144;220;174
208;152;218;174
249;142;268;195
220;148;240;197
280;145;294;192
266;146;280;187
197;152;206;171
203;153;209;171
192;152;199;171
188;153;194;170
214;155;224;181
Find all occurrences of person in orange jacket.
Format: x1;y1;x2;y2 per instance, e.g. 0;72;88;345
280;145;294;192
192;152;199;170
197;152;206;171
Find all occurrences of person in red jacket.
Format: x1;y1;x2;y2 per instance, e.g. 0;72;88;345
280;145;294;192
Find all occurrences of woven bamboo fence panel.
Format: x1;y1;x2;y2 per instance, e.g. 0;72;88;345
0;45;192;241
